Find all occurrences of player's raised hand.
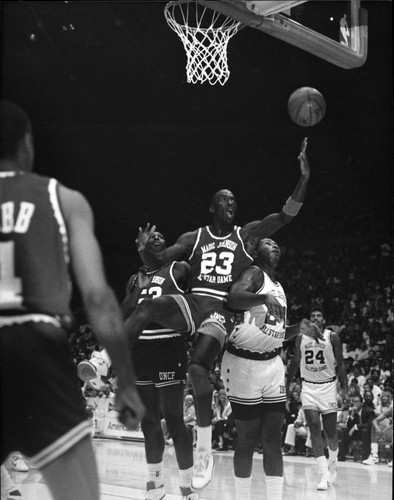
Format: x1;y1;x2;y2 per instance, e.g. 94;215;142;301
299;318;323;341
297;137;310;177
135;223;156;252
115;385;145;430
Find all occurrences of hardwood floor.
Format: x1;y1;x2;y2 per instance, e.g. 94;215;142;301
4;439;392;499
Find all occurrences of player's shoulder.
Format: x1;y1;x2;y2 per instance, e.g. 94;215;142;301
58;183;92;216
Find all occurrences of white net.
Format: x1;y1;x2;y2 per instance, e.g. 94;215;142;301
164;0;242;85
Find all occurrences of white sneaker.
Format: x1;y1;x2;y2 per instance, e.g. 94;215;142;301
362;455;379;466
11;456;29;472
388;461;392;467
328;460;337;484
141;481;165;500
317;473;332;491
192;453;215;490
180;486;199;500
77;353;109;390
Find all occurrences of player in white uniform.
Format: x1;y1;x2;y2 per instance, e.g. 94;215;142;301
286;306;348;490
221;238;321;500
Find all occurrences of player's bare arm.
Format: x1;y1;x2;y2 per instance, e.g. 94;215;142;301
286;334;302;395
331;331;348;400
136;223;197;268
59;185;145;428
172;261;191;291
240;137;310;251
226;266;269;310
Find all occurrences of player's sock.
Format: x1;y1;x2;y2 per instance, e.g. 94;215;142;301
265;476;283;500
195;426;212;454
178;466;193;489
328;447;338;464
371;443;379;457
234;476;251;500
316;455;329;476
147;462;164;488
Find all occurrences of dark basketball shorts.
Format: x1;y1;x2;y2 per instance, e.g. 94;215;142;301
132;336;188;387
169;294;235;348
0;316;91;468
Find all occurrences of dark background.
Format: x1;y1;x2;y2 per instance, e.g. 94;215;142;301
1;1;392;298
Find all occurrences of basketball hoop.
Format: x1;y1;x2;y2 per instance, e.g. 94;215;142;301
164;0;242;85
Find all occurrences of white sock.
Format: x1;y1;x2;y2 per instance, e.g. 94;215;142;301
147;462;164;488
234;476;251;500
328;447;338;464
371;443;379;457
196;426;212;454
179;466;193;489
265;476;283;500
316;455;329;476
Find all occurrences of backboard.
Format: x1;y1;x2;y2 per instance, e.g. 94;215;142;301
194;0;368;69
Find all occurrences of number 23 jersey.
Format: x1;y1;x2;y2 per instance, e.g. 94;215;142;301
188;226;253;301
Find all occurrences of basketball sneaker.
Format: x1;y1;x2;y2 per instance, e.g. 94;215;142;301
11;456;29;473
141;481;165;500
180;486;199;500
328;460;337;484
362;454;379;466
191;453;215;490
317;472;332;491
77;351;109;390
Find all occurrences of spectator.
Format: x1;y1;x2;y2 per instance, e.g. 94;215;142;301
348;365;366;388
283;389;303;447
363;402;393;466
338;395;375;462
365;375;382;408
283;406;312;456
212;390;232;451
336;401;350;443
184;394;197;447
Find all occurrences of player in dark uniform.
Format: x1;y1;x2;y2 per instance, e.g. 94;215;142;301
0;100;144;500
131;138;311;490
78;231;198;500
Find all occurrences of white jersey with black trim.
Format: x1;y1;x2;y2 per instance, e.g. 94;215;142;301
300;329;337;383
227;271;287;353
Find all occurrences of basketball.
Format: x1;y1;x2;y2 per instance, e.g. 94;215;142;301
288;87;326;127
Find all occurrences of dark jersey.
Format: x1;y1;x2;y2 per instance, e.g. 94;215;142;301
0;172;71;316
124;261;187;339
188;226;253;301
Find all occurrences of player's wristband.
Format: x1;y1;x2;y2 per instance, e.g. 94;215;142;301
282;196;303;216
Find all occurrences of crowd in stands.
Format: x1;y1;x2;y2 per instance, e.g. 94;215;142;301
68;238;393;464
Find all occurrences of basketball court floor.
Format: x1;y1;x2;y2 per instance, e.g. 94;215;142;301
4;438;392;500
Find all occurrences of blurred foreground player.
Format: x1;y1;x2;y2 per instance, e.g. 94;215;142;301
0;100;144;500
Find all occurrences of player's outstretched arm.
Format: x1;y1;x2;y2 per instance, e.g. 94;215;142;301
59;185;145;428
136;223;197;268
240;137;310;250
